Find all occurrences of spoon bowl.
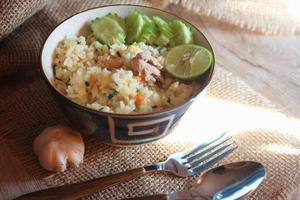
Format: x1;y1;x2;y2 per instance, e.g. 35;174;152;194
170;161;266;200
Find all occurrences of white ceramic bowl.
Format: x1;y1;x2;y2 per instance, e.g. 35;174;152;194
40;5;215;145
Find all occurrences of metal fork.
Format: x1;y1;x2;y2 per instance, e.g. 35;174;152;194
144;132;236;177
16;132;237;200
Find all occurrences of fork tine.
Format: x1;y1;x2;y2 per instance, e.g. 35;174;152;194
185;136;232;162
182;132;230;158
189;146;237;175
188;143;234;168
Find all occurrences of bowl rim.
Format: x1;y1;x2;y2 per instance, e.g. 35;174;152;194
39;4;215;118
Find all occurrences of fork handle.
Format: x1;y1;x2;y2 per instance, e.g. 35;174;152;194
15;167;146;200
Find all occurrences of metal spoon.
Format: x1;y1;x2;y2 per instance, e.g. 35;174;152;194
127;161;266;200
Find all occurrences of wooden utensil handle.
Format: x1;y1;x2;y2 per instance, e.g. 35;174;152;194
125;194;169;200
15;167;146;200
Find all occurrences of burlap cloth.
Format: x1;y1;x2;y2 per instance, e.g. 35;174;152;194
2;0;300;40
168;0;300;35
0;0;48;40
0;0;300;200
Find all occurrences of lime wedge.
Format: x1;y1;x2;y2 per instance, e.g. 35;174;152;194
165;44;213;80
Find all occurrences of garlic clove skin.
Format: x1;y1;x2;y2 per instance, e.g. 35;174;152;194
33;126;56;155
33;125;85;172
67;147;84;167
38;141;68;172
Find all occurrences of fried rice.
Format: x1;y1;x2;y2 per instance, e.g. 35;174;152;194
53;36;199;114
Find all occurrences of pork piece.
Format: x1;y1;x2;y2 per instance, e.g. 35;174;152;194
131;52;162;82
104;57;125;69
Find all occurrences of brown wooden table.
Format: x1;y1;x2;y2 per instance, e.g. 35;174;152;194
1;4;300;200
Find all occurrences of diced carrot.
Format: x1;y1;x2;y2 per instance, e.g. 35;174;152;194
135;95;143;105
134;76;142;81
134;75;146;83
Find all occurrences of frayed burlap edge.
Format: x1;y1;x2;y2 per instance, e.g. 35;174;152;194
169;0;300;35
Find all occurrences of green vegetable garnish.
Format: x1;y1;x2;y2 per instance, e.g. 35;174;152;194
152;16;173;46
108;89;117;99
126;10;144;44
106;13;126;30
90;15;126;45
90;11;196;47
170;20;194;47
137;15;158;44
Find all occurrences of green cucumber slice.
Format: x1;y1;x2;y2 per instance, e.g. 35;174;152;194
170;20;193;47
90;16;126;45
137;15;158;44
152;16;173;46
126;10;144;44
106;13;125;30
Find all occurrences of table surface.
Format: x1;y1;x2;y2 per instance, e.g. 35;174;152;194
1;3;300;200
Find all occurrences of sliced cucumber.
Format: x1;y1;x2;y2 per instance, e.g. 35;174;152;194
126;10;144;44
90;16;126;45
137;15;158;44
106;13;125;30
155;35;170;46
90;11;196;47
153;16;173;38
170;20;193;47
152;16;173;46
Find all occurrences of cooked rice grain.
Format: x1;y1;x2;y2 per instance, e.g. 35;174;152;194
53;36;198;114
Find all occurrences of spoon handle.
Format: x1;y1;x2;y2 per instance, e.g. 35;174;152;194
15;167;146;200
125;194;169;200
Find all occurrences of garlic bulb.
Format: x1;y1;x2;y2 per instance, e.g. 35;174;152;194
33;125;85;172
